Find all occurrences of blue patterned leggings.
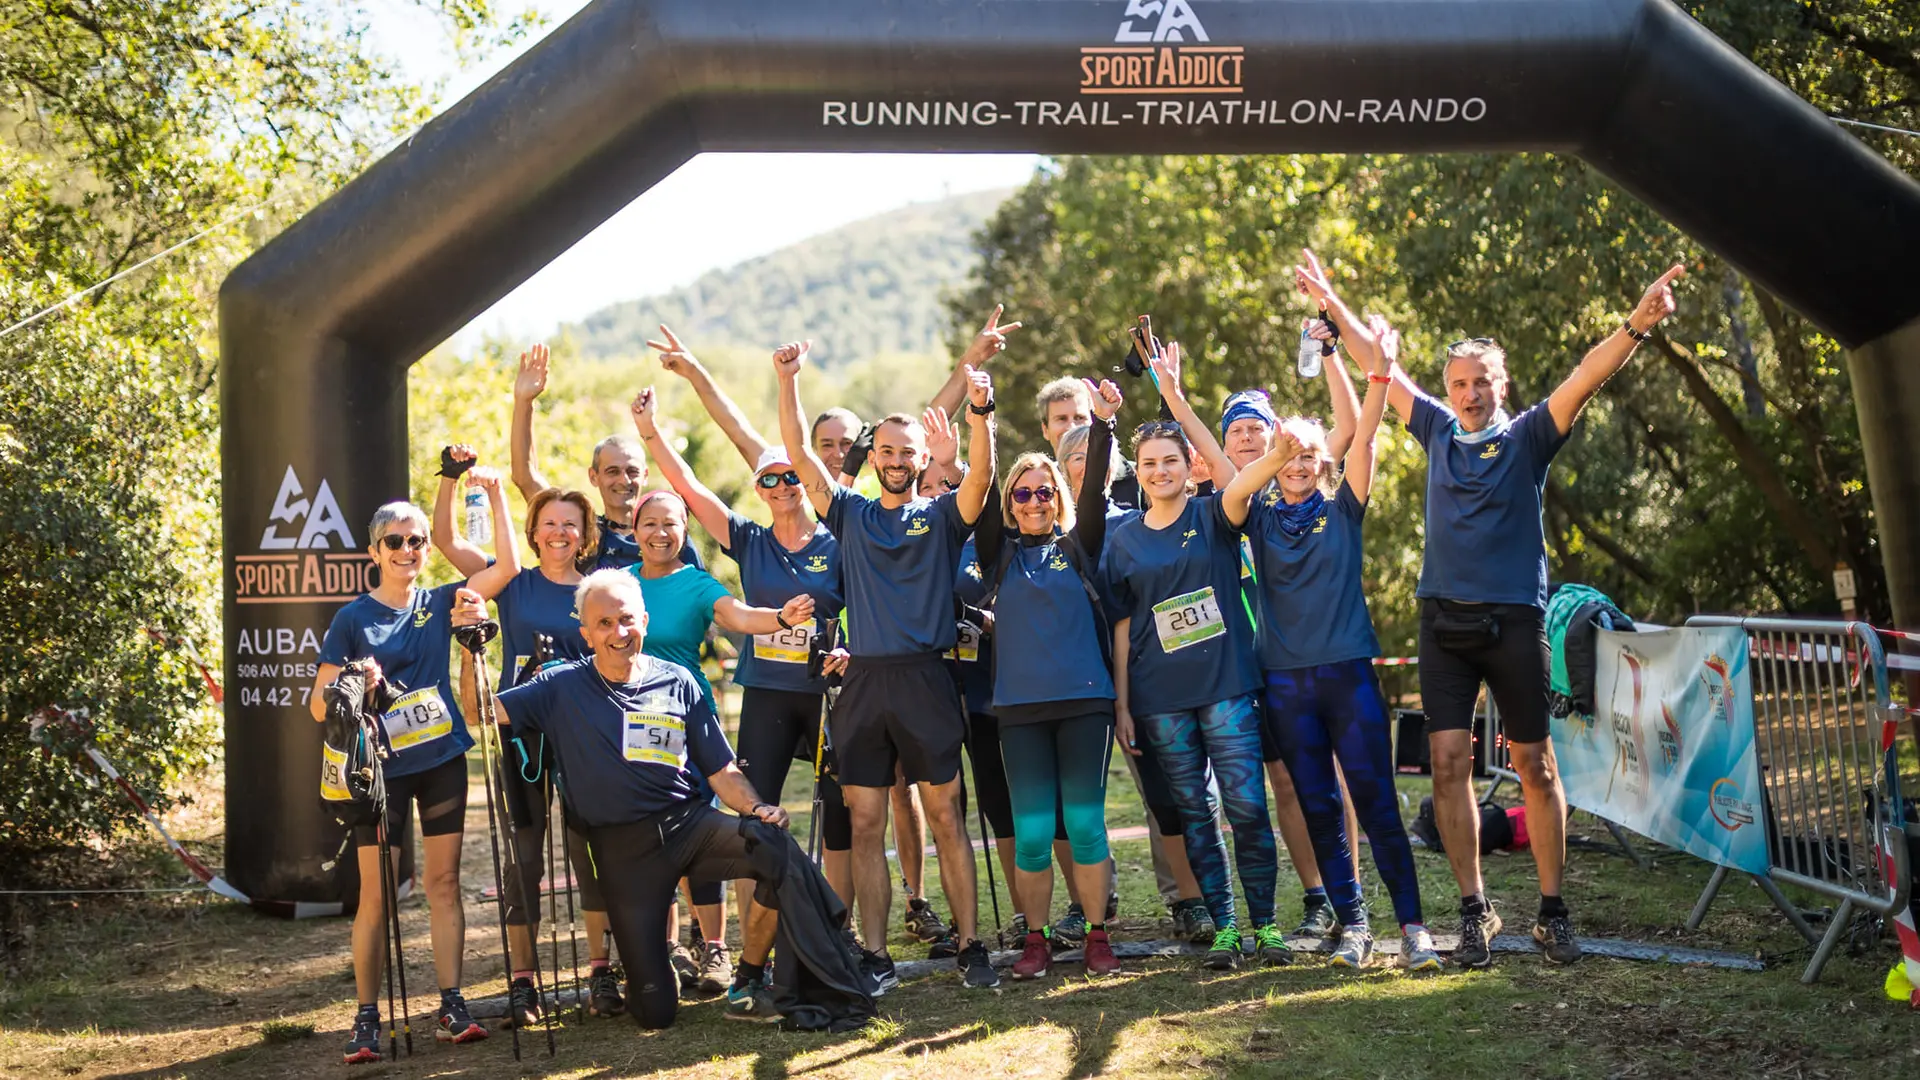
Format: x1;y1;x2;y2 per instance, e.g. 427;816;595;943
1135;693;1276;929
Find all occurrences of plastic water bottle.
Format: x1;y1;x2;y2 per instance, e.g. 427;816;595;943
1296;327;1324;378
464;489;491;545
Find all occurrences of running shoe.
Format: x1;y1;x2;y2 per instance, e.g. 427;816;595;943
1084;929;1121;977
671;942;700;994
905;896;949;943
860;948;899;997
927;921;960;960
1453;904;1503;970
1399;926;1443;972
505;976;543;1028
342;1007;382;1065
959;939;1000;989
724;976;781;1023
1330;925;1374;969
1172;898;1216;945
1053;902;1089;951
696;941;732;996
1001;912;1031;949
435;992;488;1044
1253;922;1292;966
1204;926;1243;971
588;966;625;1018
1532;914;1583;965
1012;929;1051;980
1293;895;1337;940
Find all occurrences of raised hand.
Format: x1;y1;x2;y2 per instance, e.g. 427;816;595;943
923;404;959;467
646;324;699;377
1293;247;1335;311
1366;314;1400;368
1086;377;1123;421
629;387;658;437
513;343;550;403
466;465;504;497
960;304;1023;367
779;593;815;628
1148;340;1185;399
1304;317;1335;343
772;340;810;380
1629;263;1686;334
964;364;993;410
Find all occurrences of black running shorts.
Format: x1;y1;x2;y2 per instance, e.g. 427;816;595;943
831;652;965;788
1417;598;1552;745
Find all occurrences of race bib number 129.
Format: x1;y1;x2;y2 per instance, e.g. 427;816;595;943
753;620;812;665
1152;587;1226;653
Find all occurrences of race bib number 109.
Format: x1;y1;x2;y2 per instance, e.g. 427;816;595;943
624;712;687;766
1152;587;1226;653
381;687;453;752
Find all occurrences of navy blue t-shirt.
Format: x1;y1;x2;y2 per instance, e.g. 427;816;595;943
950;537;993;716
495;568;590;691
722;512;843;694
497;655;733;828
1245;480;1382;671
826;487;971;657
991;534;1115;713
591;516;705;573
1103;495;1259;717
318;582;472;778
1408;391;1570;609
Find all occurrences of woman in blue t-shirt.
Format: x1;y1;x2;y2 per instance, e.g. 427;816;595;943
309;496;498;1062
1107;344;1280;972
1220;253;1435;974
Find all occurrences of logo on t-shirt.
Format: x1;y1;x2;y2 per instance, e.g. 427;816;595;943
804;554;830;573
907;517;930;537
1181;528;1198;548
964;559;982;581
1049;553;1070;572
1479;442;1503;460
1313;515;1327;534
412;607;432;628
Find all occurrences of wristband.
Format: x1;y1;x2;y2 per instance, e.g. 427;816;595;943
1367;372;1392;384
748;802;772;818
1622;321;1651;342
968;398;996;416
775;612;793;631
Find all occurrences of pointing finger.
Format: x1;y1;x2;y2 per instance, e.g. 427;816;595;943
1655;263;1686;289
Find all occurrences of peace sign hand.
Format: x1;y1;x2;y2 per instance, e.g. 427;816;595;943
1086;378;1123;421
646;324;703;378
1293;248;1335;311
772;341;811;380
961;304;1023;368
514;343;550;403
629;387;658;437
1628;263;1686;335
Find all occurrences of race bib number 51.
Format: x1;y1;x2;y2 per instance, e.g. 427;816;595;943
624;712;687;766
1152;587;1226;653
753;620;813;665
382;687;453;752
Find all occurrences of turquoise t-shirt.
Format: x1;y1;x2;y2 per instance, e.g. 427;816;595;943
627;564;731;707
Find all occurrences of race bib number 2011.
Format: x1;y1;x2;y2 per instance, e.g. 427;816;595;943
381;687;453;752
624;712;687;766
1152;587;1226;653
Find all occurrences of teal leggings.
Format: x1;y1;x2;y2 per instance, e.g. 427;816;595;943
998;712;1115;872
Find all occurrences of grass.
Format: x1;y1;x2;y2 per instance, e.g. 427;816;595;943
3;705;1917;1079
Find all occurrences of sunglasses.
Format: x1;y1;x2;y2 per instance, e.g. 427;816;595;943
379;534;428;552
756;470;802;489
1011;486;1056;505
1134;420;1186;441
1447;336;1499;352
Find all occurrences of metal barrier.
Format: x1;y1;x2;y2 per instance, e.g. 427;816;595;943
1681;617;1910;983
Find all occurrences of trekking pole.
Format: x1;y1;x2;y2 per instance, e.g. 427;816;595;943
806;693;831;864
543;778;563;1053
555;780;585;1023
973;778;1003;936
384;812;414;1056
373;778;400;1062
458;628;522;1063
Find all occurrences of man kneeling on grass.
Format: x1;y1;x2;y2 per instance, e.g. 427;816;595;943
467;571;872;1030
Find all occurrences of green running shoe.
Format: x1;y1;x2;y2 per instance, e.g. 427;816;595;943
1204;926;1242;971
1253;922;1293;966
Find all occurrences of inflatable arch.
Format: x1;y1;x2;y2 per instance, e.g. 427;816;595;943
219;0;1920;905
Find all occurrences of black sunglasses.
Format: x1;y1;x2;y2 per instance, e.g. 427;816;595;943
1011;486;1056;505
1134;420;1186;441
756;470;802;489
379;534;428;552
1447;336;1499;352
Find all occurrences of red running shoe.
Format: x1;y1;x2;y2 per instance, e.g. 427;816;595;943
1084;929;1121;976
1011;930;1051;980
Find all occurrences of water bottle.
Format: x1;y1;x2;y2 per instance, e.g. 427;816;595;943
1296;327;1324;379
464;488;491;545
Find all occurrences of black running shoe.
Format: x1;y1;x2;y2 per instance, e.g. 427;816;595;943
1053;903;1088;952
505;976;542;1028
342;1007;381;1065
860;948;899;997
1293;894;1337;940
1453;904;1504;970
1532;914;1583;965
435;992;488;1044
588;966;626;1017
670;942;700;995
927;921;960;961
905;897;949;943
959;939;1000;989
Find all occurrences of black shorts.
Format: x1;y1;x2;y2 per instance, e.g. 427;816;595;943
736;687;851;852
1417;598;1551;745
832;652;965;788
355;754;466;847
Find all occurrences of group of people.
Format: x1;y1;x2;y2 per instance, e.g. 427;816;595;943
308;247;1687;1064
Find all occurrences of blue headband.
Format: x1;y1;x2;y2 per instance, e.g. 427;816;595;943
1220;391;1277;437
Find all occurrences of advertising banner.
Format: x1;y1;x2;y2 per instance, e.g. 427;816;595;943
1551;626;1767;874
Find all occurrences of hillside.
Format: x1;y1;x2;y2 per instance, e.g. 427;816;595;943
565;187;1013;366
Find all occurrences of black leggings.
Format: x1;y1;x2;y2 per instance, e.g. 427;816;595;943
736;687;851;851
586;803;766;1029
353;754;466;847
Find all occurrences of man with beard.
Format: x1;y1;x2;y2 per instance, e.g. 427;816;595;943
775;337;1002;992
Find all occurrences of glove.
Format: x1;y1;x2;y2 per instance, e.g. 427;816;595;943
438;447;475;479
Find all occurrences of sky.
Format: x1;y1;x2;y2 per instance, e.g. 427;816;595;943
367;1;1043;349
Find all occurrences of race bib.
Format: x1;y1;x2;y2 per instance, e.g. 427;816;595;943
1152;587;1226;653
950;621;983;664
753;620;813;665
381;687;453;752
624;711;687;766
320;743;350;802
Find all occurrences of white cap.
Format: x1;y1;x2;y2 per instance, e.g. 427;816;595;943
753;447;793;475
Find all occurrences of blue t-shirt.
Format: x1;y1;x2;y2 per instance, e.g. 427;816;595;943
592;516;705;573
990;534;1114;713
1103;495;1260;717
825;487;971;657
1245;480;1382;671
1408;391;1570;609
722;512;842;694
950;537;993;716
318;582;472;778
626;564;732;707
497;655;732;827
495;568;590;691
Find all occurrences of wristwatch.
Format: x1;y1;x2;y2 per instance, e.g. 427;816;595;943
1622;320;1651;342
968;398;996;416
775;612;793;631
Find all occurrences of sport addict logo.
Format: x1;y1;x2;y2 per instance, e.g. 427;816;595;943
1083;1;1243;96
235;465;373;605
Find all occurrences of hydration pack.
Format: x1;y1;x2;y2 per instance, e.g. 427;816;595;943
1545;583;1638;718
320;661;392;830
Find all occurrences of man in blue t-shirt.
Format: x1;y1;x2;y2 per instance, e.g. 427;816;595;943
776;335;1006;992
1384;263;1687;969
483;570;855;1029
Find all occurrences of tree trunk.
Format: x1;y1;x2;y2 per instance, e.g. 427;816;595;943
1723;268;1765;418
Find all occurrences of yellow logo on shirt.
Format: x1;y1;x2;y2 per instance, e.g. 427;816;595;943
1181;528;1199;549
805;554;829;573
907;517;929;537
1479;442;1502;460
1262;490;1281;508
413;607;432;628
1313;515;1327;534
1049;554;1069;572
